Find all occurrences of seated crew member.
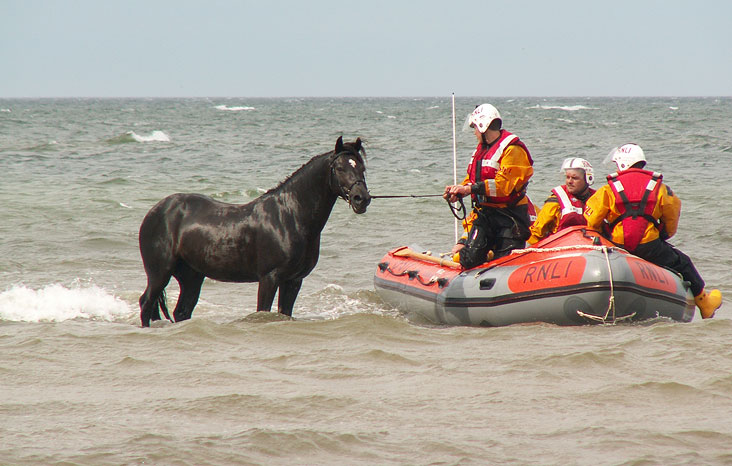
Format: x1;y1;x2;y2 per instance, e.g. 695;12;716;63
584;143;722;319
444;103;534;267
528;157;596;244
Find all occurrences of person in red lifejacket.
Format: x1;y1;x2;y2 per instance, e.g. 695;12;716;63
528;157;596;245
443;104;534;268
584;143;722;319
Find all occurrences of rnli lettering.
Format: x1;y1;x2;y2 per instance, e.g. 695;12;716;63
627;257;678;293
522;261;572;282
634;262;668;284
508;256;586;293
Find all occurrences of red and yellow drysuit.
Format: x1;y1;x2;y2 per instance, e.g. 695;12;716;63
584;168;680;249
527;184;595;245
457;130;534;241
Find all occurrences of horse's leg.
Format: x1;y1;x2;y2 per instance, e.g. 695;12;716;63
278;279;303;317
256;273;279;312
172;261;205;323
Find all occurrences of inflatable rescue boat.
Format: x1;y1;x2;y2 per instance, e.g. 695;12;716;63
374;226;695;326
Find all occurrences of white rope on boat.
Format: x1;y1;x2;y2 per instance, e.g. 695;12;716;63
510;244;637;324
509;244;615;254
542;244;635;325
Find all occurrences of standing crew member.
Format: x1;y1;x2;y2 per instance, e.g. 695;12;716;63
444;104;534;267
584;143;722;318
528;157;596;244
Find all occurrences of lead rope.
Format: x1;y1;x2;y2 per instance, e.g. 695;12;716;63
509;245;635;324
574;246;623;324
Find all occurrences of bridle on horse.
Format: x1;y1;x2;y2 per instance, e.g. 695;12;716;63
328;151;366;206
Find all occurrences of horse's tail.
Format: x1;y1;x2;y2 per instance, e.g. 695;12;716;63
141;288;173;324
158;290;172;322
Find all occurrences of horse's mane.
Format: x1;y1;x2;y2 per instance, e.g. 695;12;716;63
265;140;366;195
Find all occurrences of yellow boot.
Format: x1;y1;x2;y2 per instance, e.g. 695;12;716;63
694;289;722;319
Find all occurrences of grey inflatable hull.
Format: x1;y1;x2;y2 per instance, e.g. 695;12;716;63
374;227;695;326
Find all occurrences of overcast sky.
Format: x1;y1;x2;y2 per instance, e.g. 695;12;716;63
2;0;731;97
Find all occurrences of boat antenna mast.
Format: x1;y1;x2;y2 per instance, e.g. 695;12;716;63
451;93;459;243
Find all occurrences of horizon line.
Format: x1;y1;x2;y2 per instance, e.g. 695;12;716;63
2;94;731;100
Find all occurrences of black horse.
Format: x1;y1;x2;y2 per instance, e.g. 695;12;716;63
138;136;370;327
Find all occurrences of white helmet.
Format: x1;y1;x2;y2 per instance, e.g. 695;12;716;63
468;104;501;133
606;143;646;172
560;157;594;185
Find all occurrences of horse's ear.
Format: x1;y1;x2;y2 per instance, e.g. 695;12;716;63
335;136;344;153
354;137;362;151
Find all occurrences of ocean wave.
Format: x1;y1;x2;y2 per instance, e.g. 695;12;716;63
527;104;598;111
293;285;401;321
375;110;397;118
210;189;250;201
107;130;170;144
26;140;59;151
0;284;133;322
215;105;255;111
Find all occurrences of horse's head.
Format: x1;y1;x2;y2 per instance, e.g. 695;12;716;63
330;136;371;214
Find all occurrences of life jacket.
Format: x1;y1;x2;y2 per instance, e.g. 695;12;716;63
607;168;663;251
467;130;533;205
552;185;594;230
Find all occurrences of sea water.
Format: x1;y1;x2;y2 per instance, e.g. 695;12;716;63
1;97;731;465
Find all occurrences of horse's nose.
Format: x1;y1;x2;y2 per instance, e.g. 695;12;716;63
353;192;371;204
351;188;371;213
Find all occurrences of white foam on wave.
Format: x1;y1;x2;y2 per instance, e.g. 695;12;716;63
0;284;133;322
128;130;170;142
295;283;400;321
215;105;255;111
1;108;11;113
527;104;598;111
